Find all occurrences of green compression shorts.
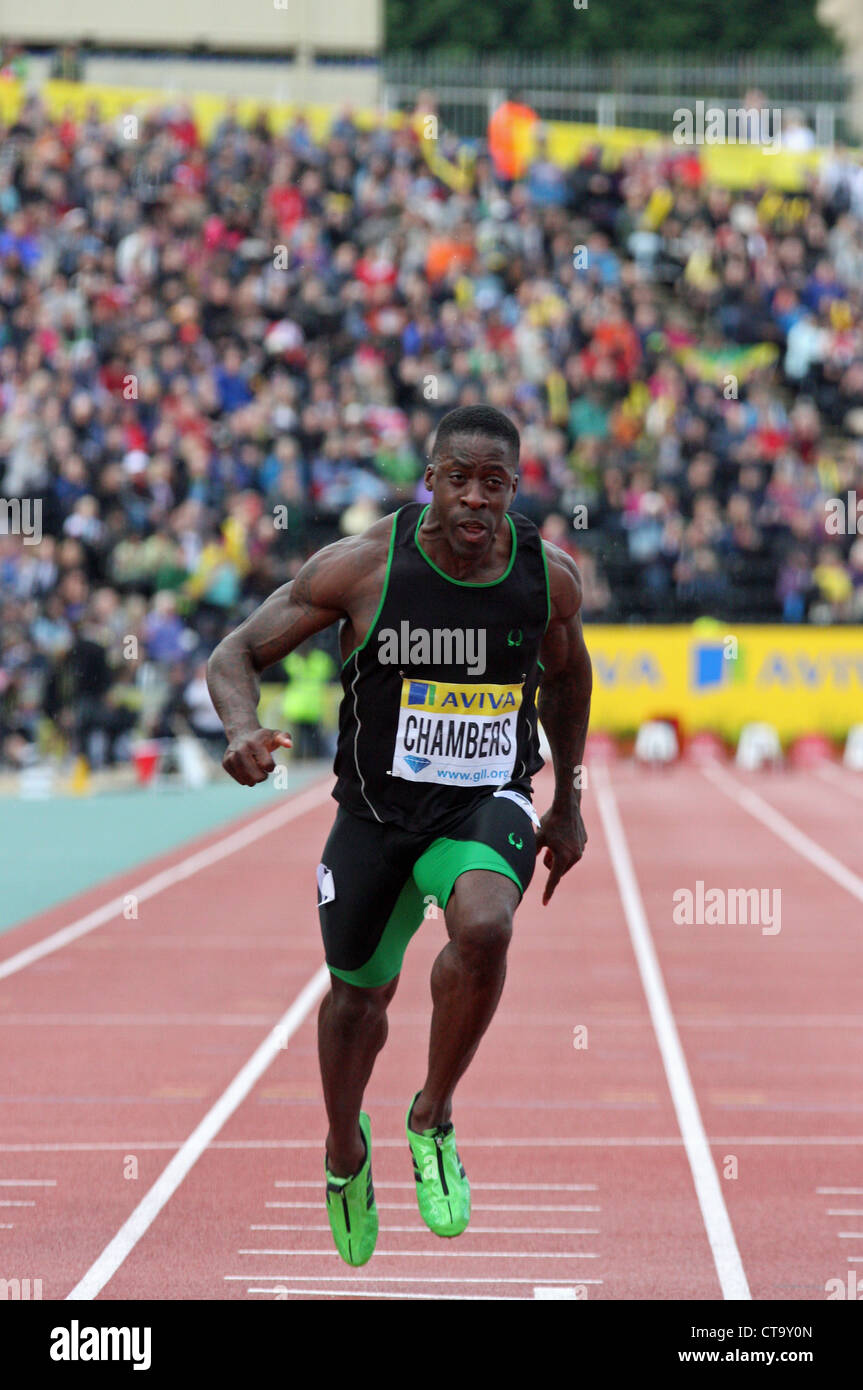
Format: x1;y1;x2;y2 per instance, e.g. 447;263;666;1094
316;791;539;988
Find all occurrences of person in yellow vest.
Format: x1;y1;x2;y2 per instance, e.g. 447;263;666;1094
281;642;337;759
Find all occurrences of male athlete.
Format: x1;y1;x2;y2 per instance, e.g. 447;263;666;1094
207;405;592;1265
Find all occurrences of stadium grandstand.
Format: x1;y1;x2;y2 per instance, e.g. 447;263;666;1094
3;0;863;1340
2;62;863;772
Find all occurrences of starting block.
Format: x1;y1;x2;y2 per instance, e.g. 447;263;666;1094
843;725;863;771
735;723;782;771
634;720;679;766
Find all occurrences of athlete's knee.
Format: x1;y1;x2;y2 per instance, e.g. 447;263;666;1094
326;973;398;1026
450;910;512;974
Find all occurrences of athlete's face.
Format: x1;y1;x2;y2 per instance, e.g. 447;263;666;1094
425;431;519;557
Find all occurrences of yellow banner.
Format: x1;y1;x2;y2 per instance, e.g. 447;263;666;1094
584;624;863;741
0;78;838;192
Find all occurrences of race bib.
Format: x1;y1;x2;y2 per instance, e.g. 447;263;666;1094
390;678;523;786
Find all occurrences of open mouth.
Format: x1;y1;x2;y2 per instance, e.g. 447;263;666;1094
458;520;487;538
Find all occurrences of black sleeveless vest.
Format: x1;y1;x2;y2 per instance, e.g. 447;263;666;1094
332;502;549;835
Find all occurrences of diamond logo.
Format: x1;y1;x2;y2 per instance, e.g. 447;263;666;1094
403;755;432;774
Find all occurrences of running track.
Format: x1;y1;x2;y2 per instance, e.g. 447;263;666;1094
1;759;862;1302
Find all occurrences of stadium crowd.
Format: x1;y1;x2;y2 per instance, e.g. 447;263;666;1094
1;87;863;768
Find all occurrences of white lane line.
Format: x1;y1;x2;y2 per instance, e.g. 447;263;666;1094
265;1201;600;1213
0;1223;14;1228
248;1287;527;1300
680;1016;863;1028
702;763;863;905
816;764;863;800
274;1180;599;1191
65;965;330;1301
593;764;751;1301
818;1187;863;1194
228;1275;603;1285
534;1287;580;1299
828;1210;863;1216
847;1256;863;1263
0;1201;35;1207
237;1249;599;1259
0;1015;278;1027
5;1135;863;1153
838;1233;863;1238
250;1225;600;1236
0;778;332;982
0;1179;56;1186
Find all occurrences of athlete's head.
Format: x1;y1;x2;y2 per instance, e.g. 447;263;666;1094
425;406;520;558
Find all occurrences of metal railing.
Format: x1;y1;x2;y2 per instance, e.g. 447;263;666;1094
382;52;862;145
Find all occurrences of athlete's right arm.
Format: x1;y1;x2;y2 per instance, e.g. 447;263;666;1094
207;528;385;786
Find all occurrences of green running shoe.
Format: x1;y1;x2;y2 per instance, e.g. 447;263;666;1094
324;1111;378;1266
406;1092;471;1238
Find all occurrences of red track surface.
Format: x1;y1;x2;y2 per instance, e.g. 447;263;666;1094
2;761;862;1301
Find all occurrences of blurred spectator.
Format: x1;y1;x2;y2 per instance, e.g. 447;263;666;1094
488;91;539;185
281;640;337;760
0;89;862;775
50;45;83;82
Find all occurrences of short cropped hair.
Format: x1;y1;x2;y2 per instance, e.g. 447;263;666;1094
431;406;520;463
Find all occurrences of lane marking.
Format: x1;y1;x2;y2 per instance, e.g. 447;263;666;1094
0;1015;280;1027
4;1134;863;1153
249;1225;600;1236
816;764;863;800
0;1179;56;1186
679;1016;863;1028
817;1187;863;1194
0;779;332;982
828;1210;863;1216
237;1249;600;1259
702;763;863;905
593;764;751;1301
534;1286;580;1299
838;1232;863;1238
274;1179;599;1191
65;965;330;1301
247;1287;527;1300
265;1201;600;1213
229;1275;603;1284
0;1201;35;1207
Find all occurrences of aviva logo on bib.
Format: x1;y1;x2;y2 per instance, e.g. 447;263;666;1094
392;678;523;786
404;680;520;715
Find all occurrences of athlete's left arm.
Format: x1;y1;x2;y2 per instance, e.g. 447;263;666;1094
535;543;593;905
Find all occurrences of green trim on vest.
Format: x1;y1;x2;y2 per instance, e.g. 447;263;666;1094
413;506;518;588
340;509;401;671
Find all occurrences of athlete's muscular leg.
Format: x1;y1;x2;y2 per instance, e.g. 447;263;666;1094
318;974;399;1176
410;870;519;1132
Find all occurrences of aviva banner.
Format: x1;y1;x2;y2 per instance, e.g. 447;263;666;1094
585;624;863;742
